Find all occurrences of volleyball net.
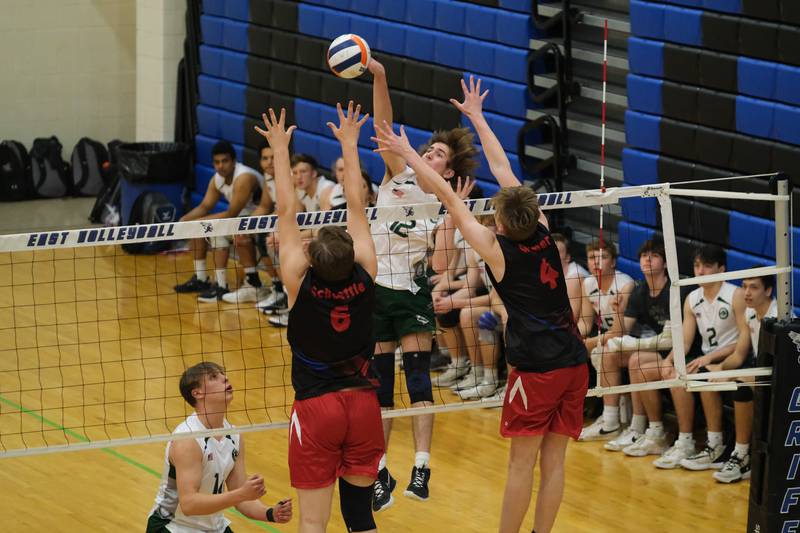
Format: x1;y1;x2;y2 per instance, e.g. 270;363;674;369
0;180;791;457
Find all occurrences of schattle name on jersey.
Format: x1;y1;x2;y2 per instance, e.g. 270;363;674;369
517;235;552;254
311;281;367;301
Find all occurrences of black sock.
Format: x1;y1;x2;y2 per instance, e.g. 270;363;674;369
246;272;262;287
272;279;283;292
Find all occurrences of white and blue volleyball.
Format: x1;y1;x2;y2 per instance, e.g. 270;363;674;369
327;34;371;79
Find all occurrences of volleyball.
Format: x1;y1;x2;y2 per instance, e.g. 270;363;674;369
327;34;371;79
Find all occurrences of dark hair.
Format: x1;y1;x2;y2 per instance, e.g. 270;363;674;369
586;239;618;259
551;232;568;245
291;153;318;170
179;362;225;407
744;273;776;293
309;226;355;281
423;128;480;179
693;244;726;267
211;140;236;160
493;186;540;241
259;142;272;155
638;238;665;260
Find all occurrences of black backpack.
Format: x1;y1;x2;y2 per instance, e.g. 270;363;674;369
30;136;70;197
0;140;32;201
121;192;177;254
71;138;109;196
89;140;125;225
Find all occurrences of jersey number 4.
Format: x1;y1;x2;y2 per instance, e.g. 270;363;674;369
539;259;560;289
331;305;351;332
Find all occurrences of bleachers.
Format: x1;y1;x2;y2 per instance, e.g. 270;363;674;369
194;0;535;201
624;0;800;314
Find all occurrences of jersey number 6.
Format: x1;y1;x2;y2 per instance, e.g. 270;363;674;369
331;305;351;332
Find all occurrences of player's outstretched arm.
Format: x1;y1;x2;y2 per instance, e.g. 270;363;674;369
327;101;378;279
226;439;293;524
373;121;500;265
170;438;264;516
255;109;308;304
368;58;406;182
451;75;521;188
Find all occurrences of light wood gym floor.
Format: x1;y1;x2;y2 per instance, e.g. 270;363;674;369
0;246;748;532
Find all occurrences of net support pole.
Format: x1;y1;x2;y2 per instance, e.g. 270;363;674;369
657;185;687;378
775;175;792;320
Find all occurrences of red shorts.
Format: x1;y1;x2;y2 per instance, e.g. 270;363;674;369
500;364;588;440
288;389;385;489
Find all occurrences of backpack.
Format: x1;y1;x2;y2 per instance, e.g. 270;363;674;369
121;192;177;254
0;140;32;201
89;140;124;224
71;138;109;196
30;136;70;197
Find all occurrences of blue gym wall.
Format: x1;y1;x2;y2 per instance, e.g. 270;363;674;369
618;0;800;312
194;0;537;205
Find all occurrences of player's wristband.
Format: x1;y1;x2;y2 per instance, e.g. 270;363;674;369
266;508;275;522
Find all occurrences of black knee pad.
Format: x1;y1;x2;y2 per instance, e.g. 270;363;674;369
734;384;754;403
372;353;395;408
339;478;376;532
403;351;433;404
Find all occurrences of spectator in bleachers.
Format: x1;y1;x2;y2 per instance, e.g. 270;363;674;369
223;143;277;305
552;233;590;321
709;274;776;483
174;140;262;302
632;245;749;470
323;156;378;211
577;239;634;441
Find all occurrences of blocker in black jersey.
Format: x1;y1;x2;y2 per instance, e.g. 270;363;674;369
287;263;378;400
486;224;588;373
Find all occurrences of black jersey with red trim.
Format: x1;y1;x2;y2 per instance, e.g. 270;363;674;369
486;226;588;373
287;263;378;400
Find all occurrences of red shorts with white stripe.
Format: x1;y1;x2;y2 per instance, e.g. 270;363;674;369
500;364;589;440
288;388;384;489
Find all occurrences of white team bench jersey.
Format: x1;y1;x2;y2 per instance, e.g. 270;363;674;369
213;163;263;217
688;282;739;354
150;414;240;533
583;270;634;332
372;167;439;294
746;299;778;357
296;178;335;212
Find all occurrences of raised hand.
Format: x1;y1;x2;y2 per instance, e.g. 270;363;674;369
449;75;489;120
372;120;416;161
367;57;385;77
254;108;296;149
453;176;475;201
326;101;369;147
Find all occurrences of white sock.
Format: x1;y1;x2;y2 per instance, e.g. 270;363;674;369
707;431;724;448
678;432;694;444
734;442;750;457
215;269;227;288
649;421;665;435
631;414;648;434
194;260;208;281
244;266;257;274
378;454;387;471
453;356;469;369
602;406;620;430
415;452;430;469
482;367;498;385
473;365;484;379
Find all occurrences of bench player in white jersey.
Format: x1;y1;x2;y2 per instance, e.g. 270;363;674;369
577;239;634;441
323;157;378;211
293;153;335;212
147;362;292;532
223;143;278;305
366;58;480;510
705;274;776;482
174;140;263;303
552;233;590;320
636;245;749;469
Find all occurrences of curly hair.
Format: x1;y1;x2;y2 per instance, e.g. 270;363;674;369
422;128;480;180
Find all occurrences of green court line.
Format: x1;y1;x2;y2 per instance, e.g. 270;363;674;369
0;394;282;533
